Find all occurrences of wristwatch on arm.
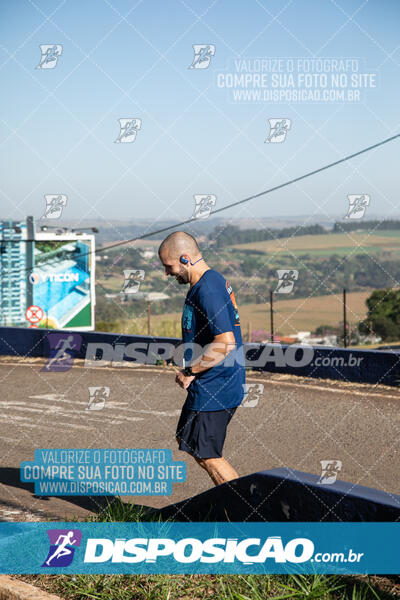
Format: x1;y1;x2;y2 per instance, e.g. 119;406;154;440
182;365;194;377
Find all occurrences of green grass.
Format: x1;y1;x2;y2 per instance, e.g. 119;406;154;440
368;230;400;238
277;246;385;257
231;232;400;255
18;572;398;600
85;497;154;522
15;500;399;600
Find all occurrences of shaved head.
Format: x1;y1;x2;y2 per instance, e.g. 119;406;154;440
158;231;200;260
158;231;203;285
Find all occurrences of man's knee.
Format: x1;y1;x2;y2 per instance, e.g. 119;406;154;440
195;456;222;470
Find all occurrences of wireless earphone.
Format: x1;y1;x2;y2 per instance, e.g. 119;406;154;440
180;255;204;266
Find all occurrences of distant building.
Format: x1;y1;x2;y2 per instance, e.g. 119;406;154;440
121;291;170;302
296;331;311;342
145;292;169;301
277;336;298;344
141;248;155;259
276;331;338;346
0;219;31;325
296;332;338;346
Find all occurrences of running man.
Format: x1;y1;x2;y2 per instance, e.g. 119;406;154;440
45;531;76;566
158;231;245;486
44;335;76;370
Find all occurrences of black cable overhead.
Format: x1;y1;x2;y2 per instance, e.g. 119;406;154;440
1;133;399;273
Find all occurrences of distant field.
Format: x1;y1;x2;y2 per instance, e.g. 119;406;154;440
231;231;400;255
126;289;373;337
96;230;395;336
238;290;372;335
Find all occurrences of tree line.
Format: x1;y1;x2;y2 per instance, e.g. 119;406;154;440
333;220;400;233
212;224;326;247
211;220;400;248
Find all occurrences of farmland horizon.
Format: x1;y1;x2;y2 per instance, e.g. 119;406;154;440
3;213;400;230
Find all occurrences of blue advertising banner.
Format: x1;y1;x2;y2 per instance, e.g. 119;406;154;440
0;522;398;574
0;223;95;330
30;238;94;330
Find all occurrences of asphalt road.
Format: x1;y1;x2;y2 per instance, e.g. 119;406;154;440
0;357;399;521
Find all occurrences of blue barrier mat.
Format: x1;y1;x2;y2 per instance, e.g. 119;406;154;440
149;468;400;522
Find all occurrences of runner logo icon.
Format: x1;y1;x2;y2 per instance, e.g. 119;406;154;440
42;529;82;567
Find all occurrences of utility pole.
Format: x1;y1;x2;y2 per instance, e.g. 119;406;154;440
270;290;274;342
26;216;35;310
343;288;347;348
147;301;151;336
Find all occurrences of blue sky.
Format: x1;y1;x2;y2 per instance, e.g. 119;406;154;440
0;0;399;227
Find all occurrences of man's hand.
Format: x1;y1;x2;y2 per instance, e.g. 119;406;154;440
175;370;195;390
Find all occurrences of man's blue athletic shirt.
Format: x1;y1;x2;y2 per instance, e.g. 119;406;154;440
181;269;245;411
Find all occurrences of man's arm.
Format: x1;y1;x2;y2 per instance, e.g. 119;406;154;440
176;331;236;389
190;331;236;375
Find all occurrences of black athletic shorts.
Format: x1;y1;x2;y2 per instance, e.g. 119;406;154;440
176;403;237;459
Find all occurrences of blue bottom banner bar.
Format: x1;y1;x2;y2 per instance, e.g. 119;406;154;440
0;522;398;574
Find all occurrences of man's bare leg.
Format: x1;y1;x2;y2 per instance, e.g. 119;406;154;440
195;456;238;486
